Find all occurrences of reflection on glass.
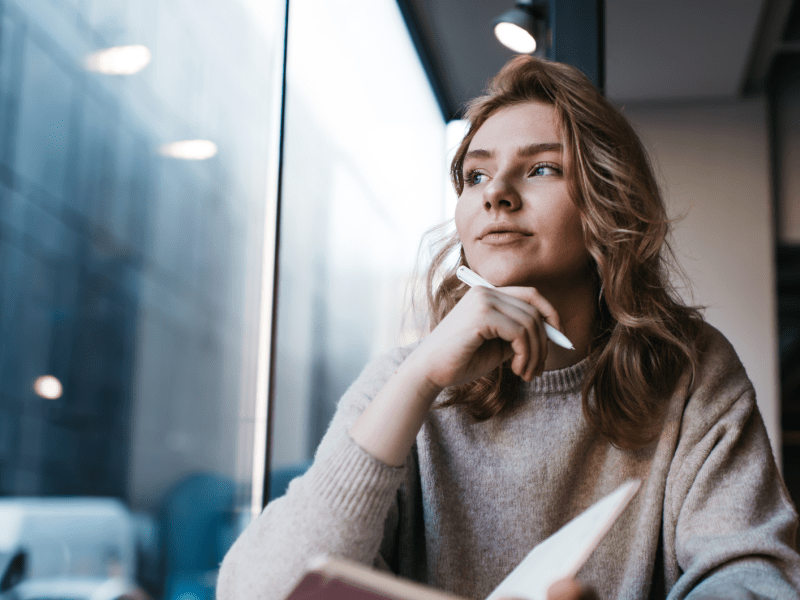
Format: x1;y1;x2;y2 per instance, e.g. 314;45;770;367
269;0;447;497
0;0;285;598
158;140;219;161
31;375;63;400
84;45;152;76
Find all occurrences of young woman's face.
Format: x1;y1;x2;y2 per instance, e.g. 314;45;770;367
455;101;591;291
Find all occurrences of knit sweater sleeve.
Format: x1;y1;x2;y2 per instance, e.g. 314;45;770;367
216;345;414;600
663;326;800;599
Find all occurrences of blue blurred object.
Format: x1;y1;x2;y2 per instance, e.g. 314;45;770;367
158;466;311;600
159;473;235;600
163;570;217;600
268;462;313;502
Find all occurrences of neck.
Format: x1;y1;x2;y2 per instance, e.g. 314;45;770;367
538;277;597;371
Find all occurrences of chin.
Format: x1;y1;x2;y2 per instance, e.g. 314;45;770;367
473;261;536;288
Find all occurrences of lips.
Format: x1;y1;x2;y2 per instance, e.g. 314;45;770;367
477;222;533;240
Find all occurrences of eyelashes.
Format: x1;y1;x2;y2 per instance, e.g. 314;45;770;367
531;163;562;177
464;169;486;186
463;162;562;187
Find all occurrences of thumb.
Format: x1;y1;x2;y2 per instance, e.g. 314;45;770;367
547;578;598;600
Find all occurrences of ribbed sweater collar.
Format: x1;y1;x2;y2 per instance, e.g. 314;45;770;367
524;356;590;395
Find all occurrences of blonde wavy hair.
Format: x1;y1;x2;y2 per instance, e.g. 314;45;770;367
426;55;703;449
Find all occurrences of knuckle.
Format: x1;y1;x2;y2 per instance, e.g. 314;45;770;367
475;301;493;318
466;287;491;307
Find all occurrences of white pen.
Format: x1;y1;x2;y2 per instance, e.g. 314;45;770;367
456;265;575;350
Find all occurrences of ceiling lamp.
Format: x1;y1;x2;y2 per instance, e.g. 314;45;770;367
493;1;548;55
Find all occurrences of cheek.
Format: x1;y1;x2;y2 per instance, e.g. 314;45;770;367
454;197;471;239
540;197;586;253
563;208;583;237
561;210;589;257
547;193;583;237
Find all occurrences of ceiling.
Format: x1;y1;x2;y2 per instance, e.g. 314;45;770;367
401;0;799;120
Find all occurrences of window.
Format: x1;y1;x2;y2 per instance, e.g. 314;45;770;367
0;0;448;596
0;0;285;598
269;0;447;493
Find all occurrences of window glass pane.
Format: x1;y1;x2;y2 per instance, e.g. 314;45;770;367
270;0;447;492
0;0;285;598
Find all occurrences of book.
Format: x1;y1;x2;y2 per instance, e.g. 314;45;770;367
285;479;641;600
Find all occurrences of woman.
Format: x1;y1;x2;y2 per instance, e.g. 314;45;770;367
218;56;800;599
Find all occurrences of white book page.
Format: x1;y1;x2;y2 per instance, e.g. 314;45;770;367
485;479;641;600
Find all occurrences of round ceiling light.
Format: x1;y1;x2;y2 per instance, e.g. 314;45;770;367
494;21;537;54
493;2;547;55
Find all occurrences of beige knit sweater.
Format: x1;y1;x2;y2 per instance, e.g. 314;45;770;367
217;323;800;599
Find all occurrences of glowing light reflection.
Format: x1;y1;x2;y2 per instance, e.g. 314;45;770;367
85;45;152;75
33;375;63;400
159;140;219;160
494;22;537;54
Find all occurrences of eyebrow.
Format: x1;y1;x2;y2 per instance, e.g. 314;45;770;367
464;142;563;161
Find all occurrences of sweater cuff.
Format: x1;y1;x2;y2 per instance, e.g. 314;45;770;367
305;428;405;526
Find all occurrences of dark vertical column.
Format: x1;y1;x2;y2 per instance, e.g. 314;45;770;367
548;0;605;94
395;0;454;121
770;54;800;534
262;0;291;509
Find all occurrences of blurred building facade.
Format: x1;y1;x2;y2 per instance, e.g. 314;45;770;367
0;0;285;596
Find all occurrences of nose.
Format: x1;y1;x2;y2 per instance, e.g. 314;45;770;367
482;175;522;212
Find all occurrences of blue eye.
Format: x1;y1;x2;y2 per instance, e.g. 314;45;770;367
532;164;561;177
465;170;486;186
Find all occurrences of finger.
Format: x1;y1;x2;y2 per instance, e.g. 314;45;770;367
547;578;582;600
547;578;597;600
480;289;548;379
472;291;543;379
478;306;535;379
496;286;564;334
458;287;549;381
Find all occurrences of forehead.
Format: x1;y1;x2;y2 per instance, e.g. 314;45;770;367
468;101;562;152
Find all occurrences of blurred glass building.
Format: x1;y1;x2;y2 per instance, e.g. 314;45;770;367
0;0;448;598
